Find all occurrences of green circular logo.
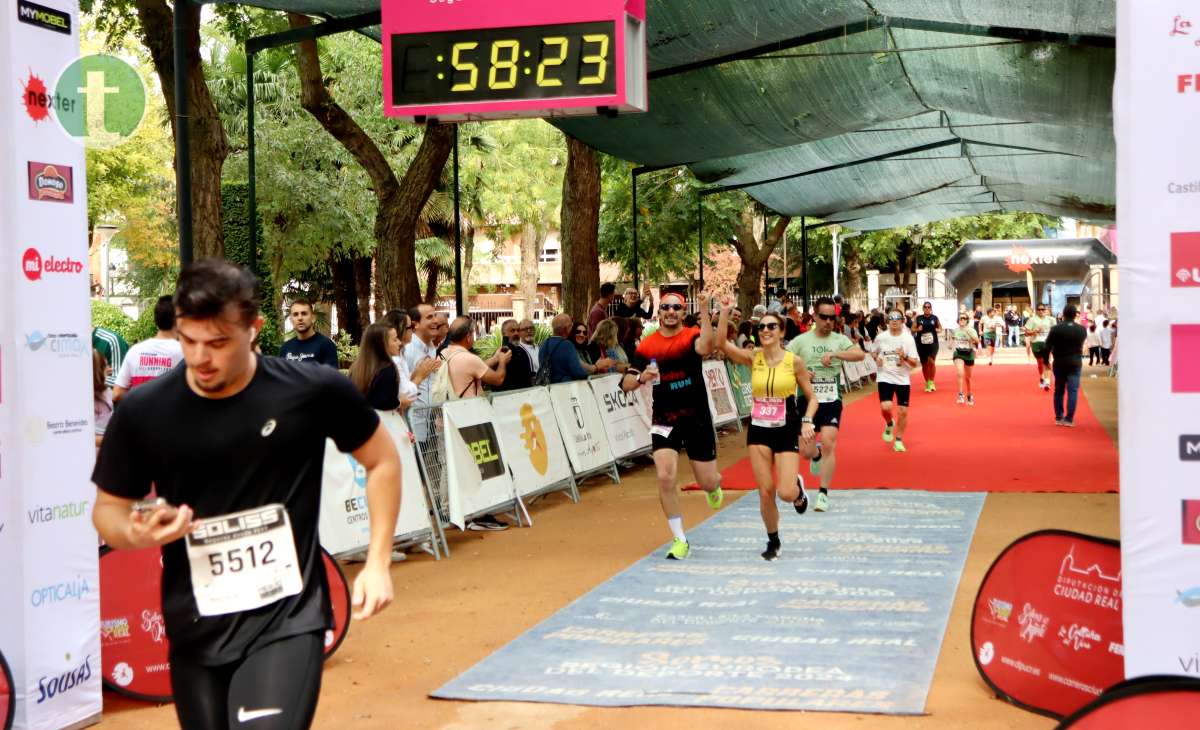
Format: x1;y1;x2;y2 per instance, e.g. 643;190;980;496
55;54;146;149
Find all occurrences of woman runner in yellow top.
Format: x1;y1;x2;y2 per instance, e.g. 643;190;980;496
717;295;818;561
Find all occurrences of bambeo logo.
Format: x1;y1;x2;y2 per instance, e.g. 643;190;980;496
22;247;83;281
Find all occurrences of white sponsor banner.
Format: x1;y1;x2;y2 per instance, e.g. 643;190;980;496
490;388;573;498
0;2;102;728
548;380;616;474
442;398;516;529
1116;0;1200;679
588;374;652;459
701;360;739;427
319;412;433;556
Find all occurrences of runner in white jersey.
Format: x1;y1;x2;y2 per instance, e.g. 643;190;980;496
871;310;920;453
1024;304;1057;390
113;295;183;404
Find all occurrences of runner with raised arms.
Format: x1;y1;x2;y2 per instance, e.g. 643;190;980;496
716;295;817;560
91;259;402;730
620;290;724;560
785;296;867;512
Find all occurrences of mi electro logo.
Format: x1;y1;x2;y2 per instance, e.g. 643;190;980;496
1173;232;1200;287
17;0;70;35
22;248;84;281
1183;435;1200;461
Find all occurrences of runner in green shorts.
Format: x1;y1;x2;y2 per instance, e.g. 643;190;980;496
951;315;980;405
981;307;1005;366
786;297;866;512
1024;304;1056;391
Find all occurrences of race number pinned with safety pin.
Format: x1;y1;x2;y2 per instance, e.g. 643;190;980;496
813;378;839;404
920;333;934;345
750;397;787;428
186;504;302;616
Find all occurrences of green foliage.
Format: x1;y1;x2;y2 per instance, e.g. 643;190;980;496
335;330;359;368
127;304;159;344
222;182;283;356
91;300;136;342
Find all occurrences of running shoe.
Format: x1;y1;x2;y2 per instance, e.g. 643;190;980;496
706;485;724;511
882;423;894;442
893;439;907;453
956;393;965;405
794;475;809;514
761;542;781;561
1062;421;1075;428
1055;419;1064;426
814;491;830;513
967;395;975;406
924;381;933;393
665;538;690;560
929;381;937;392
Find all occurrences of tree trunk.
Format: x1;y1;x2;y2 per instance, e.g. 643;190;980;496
843;244;864;310
730;208;791;314
519;222;543;314
135;0;228;259
353;255;372;331
330;253;361;343
461;219;475;314
290;14;450;311
735;264;765;318
423;261;439;305
560;135;601;320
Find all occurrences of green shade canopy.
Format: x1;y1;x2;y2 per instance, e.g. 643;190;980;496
209;0;1116;230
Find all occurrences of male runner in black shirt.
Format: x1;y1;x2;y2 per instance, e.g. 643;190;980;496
912;302;943;393
92;259;401;730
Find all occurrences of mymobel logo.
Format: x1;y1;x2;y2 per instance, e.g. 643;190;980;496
17;1;70;34
1173;232;1200;287
22;248;84;281
54;54;146;149
1183;435;1200;461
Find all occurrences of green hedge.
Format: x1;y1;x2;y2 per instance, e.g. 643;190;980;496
91;300;137;342
222;183;282;356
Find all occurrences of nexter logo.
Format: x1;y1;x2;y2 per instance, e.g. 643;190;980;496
1183;435;1200;461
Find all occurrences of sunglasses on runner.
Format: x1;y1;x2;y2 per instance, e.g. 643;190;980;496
816;313;837;321
659;303;684;311
888;314;904;321
755;322;780;332
959;317;969;322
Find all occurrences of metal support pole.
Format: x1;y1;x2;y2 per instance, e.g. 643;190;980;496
697;197;704;293
782;229;788;297
832;230;840;297
801;217;809;311
173;0;194;264
631;167;639;292
453;124;463;316
246;49;257;272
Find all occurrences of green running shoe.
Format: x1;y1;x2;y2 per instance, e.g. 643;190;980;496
706;485;724;511
893;439;907;453
882;424;894;442
929;381;937;392
665;538;690;560
924;380;933;392
814;491;830;512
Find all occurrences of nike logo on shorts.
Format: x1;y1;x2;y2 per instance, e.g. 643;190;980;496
238;707;284;723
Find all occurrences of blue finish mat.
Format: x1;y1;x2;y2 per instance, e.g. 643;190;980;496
433;490;985;714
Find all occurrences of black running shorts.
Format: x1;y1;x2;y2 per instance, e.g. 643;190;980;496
170;631;324;730
877;382;911;407
746;420;800;453
916;344;938;364
652;417;717;462
795;399;844;431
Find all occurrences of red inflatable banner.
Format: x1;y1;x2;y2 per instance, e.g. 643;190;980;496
1;648;14;730
1057;676;1200;728
99;546;172;702
99;546;351;702
972;530;1124;719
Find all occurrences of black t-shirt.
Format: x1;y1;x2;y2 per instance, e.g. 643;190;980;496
631;327;711;426
913;315;941;346
1045;321;1088;371
365;364;401;410
614;301;653;319
494;342;533;391
92;356;379;664
278;332;339;368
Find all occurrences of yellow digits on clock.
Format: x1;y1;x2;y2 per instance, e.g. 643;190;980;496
579;33;609;85
489;40;520;90
536;36;568;87
450;42;479;91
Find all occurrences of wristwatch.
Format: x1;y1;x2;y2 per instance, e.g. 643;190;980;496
801;416;814;424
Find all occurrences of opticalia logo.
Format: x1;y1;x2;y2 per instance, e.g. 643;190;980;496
36;655;93;704
1182;435;1200;461
1172;232;1200;287
24;331;85;358
1172;325;1200;393
30;576;91;607
1182;500;1200;545
22;248;84;281
17;1;70;34
27;161;73;203
1005;246;1058;274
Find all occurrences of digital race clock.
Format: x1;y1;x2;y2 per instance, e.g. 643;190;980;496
382;0;647;121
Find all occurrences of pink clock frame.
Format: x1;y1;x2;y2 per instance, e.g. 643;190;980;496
381;0;647;121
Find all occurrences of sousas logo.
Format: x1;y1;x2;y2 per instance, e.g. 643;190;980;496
37;655;93;704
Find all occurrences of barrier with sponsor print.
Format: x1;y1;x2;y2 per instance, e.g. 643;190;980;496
319;411;439;558
489;388;577;501
587;374;652;460
547;380;618;481
701;360;740;428
0;3;102;728
442;397;521;529
971;531;1124;719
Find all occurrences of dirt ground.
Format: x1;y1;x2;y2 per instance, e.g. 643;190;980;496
104;367;1120;729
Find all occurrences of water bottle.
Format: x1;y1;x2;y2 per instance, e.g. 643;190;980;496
648;358;660;386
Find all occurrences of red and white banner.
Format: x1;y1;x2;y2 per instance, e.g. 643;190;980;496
1115;0;1200;679
0;2;102;728
972;531;1124;718
1059;676;1200;728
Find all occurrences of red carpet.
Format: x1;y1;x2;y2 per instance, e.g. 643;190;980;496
687;364;1118;493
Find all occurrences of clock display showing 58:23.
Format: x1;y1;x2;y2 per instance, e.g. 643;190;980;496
390;21;618;106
